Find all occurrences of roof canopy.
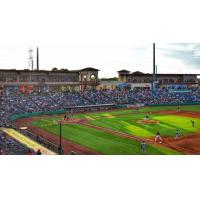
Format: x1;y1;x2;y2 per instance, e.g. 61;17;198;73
118;69;130;73
80;67;99;71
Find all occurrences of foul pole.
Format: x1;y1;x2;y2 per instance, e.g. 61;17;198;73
152;43;156;94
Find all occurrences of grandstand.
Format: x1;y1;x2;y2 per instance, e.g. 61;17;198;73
0;66;200;154
0;129;33;155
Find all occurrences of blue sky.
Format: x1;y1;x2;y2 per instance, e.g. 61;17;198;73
0;43;200;78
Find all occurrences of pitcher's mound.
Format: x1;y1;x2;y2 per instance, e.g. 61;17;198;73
58;118;88;124
137;119;160;124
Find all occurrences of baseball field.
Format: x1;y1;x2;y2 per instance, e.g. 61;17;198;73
15;105;200;155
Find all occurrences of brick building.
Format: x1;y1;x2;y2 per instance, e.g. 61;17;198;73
118;70;199;89
0;67;99;95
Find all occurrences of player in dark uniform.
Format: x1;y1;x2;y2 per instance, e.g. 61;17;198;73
191;120;195;127
64;114;67;121
177;107;180;113
65;110;70;120
141;141;147;154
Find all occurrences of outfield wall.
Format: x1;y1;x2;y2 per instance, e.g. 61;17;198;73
9;109;66;121
9;104;115;121
9;102;200;121
148;102;200;107
114;102;200;109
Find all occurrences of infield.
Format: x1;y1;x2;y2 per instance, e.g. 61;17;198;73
15;105;200;155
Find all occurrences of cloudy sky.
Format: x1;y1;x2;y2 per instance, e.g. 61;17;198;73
1;1;200;78
0;43;200;78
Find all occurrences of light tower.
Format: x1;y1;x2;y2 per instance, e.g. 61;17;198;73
36;46;39;71
28;48;34;70
152;43;156;94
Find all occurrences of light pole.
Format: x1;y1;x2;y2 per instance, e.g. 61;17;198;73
152;43;156;95
59;122;62;155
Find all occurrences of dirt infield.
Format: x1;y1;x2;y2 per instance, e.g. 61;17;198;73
15;109;200;155
163;133;200;155
137;119;160;124
15;117;100;155
153;110;200;119
58;118;89;124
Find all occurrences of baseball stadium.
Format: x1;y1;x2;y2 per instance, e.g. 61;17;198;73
1;44;200;155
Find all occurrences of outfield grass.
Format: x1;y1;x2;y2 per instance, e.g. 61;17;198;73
32;118;180;155
87;113;200;137
31;105;200;155
70;105;200;137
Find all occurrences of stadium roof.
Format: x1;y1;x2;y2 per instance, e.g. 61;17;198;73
118;70;199;76
132;71;145;75
0;69;79;73
0;67;100;73
118;69;130;73
79;67;99;71
126;73;200;76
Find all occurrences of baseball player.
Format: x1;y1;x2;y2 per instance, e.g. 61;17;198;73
141;141;147;154
64;114;67;121
154;131;163;143
191;120;195;127
71;109;74;118
175;129;180;139
177;107;180;113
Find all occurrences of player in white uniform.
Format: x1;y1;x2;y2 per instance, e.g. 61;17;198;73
154;131;163;143
175;129;180;139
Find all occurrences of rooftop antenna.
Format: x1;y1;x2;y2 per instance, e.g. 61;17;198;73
28;48;34;70
152;43;156;94
36;46;39;71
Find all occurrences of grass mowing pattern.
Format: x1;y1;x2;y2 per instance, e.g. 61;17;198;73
32;105;200;155
32;119;180;155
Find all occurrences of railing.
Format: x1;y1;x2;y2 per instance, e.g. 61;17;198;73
19;129;59;153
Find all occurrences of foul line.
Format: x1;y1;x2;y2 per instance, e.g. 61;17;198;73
1;128;56;155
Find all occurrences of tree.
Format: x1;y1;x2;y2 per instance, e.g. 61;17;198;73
101;77;118;81
60;68;69;72
52;67;58;71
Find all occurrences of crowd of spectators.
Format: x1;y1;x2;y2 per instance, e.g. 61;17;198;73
1;88;200;127
0;130;34;155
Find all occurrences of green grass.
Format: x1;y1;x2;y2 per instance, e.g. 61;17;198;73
32;118;180;155
32;105;200;155
88;113;200;137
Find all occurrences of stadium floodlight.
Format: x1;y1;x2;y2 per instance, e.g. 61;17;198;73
37;47;39;71
58;122;62;155
152;43;156;95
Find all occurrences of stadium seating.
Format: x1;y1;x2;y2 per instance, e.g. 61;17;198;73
1;88;200;127
0;130;34;155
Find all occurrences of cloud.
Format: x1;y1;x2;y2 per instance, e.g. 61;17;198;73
159;43;200;69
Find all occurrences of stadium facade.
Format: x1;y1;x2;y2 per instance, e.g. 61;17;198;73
0;67;99;95
118;70;199;89
0;67;199;95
